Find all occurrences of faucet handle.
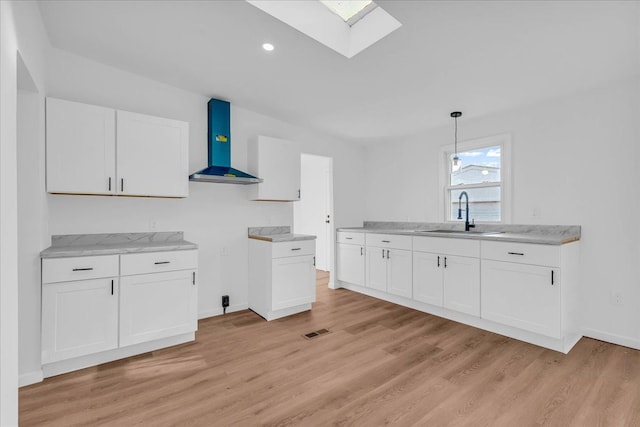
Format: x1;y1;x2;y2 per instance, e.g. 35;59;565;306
469;219;476;228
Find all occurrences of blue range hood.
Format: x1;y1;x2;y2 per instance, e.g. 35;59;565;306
189;99;262;184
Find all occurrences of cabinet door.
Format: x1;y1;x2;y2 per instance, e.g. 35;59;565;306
443;255;480;316
365;247;387;292
120;270;197;347
413;251;443;306
387;249;412;298
337;243;365;286
42;278;118;364
272;255;316;310
481;260;560;338
250;136;301;201
116;110;189;198
46;98;116;195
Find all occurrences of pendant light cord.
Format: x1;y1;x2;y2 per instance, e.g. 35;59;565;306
454;115;458;156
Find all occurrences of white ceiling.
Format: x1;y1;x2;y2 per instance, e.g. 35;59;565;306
38;0;639;145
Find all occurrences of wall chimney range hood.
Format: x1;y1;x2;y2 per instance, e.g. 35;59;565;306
189;99;262;184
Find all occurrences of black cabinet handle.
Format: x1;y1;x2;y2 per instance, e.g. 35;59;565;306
360;247;363;256
508;252;525;256
72;267;93;271
313;256;316;266
345;237;353;240
382;240;391;243
291;248;301;251
444;257;447;268
298;189;301;198
121;178;124;192
111;279;114;295
381;249;384;258
154;261;170;265
551;270;555;285
437;256;440;267
386;250;390;259
108;177;111;191
192;272;196;285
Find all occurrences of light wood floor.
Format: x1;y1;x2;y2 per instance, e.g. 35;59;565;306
20;271;640;426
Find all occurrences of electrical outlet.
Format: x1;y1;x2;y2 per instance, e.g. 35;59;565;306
222;295;229;308
614;292;624;306
221;247;230;256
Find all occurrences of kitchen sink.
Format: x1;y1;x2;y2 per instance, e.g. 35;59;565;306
413;230;505;236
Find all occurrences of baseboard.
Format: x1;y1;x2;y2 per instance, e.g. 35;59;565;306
19;370;43;387
198;303;248;320
582;328;640;350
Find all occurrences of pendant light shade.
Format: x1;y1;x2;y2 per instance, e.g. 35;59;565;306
451;111;462;172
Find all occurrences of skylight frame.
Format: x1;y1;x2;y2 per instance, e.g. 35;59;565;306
319;1;379;27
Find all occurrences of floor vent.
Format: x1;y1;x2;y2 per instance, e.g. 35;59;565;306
303;328;331;340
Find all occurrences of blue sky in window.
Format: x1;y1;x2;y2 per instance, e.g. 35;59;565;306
452;146;501;168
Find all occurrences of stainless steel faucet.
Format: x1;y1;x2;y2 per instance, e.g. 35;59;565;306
457;191;476;232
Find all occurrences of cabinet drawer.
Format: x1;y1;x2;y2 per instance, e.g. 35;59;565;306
120;250;198;276
337;231;365;245
365;233;412;250
481;241;560;267
413;236;480;258
42;255;119;284
272;239;315;258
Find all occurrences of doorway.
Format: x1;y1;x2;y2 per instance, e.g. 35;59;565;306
293;154;334;277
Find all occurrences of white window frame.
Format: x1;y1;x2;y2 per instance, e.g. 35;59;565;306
438;133;512;224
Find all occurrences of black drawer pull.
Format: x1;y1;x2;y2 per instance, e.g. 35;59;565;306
154;261;170;265
437;256;440;267
508;252;525;256
551;270;555;285
444;257;447;268
381;240;391;243
345;237;353;240
72;267;93;271
291;248;302;251
192;272;196;285
111;279;114;295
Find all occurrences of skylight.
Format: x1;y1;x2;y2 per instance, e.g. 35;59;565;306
319;1;377;26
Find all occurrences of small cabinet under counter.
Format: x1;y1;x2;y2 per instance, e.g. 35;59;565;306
248;227;316;321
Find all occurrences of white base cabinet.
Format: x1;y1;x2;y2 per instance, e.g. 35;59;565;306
337;231;581;353
337;232;365;286
365;233;412;298
120;270;197;347
42;277;118;364
412;237;480;316
249;239;316;321
41;250;198;374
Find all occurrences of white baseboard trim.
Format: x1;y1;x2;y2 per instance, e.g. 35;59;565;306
19;370;43;387
582;328;640;350
198;303;248;320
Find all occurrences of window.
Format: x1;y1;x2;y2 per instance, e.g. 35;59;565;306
439;134;511;223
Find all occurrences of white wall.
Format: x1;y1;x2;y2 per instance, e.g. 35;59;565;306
43;47;366;314
1;0;49;423
364;77;640;348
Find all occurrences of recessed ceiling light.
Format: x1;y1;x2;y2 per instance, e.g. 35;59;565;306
262;43;274;51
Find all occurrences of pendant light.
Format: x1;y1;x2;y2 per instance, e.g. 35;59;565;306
451;111;462;172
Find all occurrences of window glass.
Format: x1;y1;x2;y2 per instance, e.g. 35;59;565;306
450;145;501;186
449;187;501;222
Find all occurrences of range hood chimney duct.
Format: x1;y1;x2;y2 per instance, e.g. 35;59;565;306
189;99;262;184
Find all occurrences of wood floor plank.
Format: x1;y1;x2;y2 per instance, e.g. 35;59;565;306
20;272;640;426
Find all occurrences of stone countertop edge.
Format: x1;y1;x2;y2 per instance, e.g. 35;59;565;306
40;232;198;258
337;223;581;246
248;225;316;243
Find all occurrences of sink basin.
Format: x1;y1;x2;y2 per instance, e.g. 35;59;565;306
413;230;505;236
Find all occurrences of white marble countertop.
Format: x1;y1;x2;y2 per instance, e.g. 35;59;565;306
40;232;198;258
248;226;316;242
338;222;580;245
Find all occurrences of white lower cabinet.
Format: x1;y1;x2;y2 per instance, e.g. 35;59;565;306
41;250;198;370
120;270;197;347
365;233;413;298
338;230;580;353
249;239;316;321
412;237;480;316
481;242;562;338
42;277;118;364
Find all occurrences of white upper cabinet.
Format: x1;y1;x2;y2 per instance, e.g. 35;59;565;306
46;97;189;198
248;135;301;201
46;98;116;195
116;110;189;198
